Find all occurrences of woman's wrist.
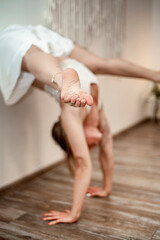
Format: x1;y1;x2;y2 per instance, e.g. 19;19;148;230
70;210;81;222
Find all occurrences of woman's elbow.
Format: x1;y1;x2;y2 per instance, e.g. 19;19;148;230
75;156;92;173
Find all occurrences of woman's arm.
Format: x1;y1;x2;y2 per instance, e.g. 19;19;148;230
62;106;92;218
99;107;114;194
70;44;160;82
43;105;92;225
86;106;114;197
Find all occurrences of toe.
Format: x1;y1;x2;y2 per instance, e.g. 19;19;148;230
85;95;93;106
75;99;81;107
71;95;78;104
63;96;71;103
81;98;86;107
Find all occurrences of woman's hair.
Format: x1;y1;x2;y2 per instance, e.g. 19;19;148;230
51;118;75;176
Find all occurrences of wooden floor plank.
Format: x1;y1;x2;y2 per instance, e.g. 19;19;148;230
0;206;26;223
152;228;160;240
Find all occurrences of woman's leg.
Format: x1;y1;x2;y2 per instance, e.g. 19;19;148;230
69;44;160;82
22;45;93;107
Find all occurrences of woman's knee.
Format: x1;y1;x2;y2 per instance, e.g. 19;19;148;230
69;44;100;73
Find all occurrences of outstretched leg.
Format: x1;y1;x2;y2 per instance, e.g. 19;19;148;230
69;44;160;82
22;45;93;107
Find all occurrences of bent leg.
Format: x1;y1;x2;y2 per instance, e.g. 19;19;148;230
22;45;93;106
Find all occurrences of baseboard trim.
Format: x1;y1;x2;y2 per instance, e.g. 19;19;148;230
113;117;150;138
0;159;65;196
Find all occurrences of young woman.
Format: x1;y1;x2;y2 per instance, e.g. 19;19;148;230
38;58;114;225
0;24;159;225
40;49;160;224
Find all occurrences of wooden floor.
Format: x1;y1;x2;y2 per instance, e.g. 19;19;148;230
0;120;160;240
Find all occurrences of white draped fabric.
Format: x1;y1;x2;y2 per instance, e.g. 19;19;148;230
46;0;126;57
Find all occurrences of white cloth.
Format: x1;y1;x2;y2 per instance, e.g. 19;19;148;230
47;58;101;112
0;24;74;105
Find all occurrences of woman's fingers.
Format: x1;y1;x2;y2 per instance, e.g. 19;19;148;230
48;219;61;225
43;212;54;216
86;193;91;197
86;186;109;197
42;216;58;221
49;210;61;214
42;210;70;219
42;210;74;225
86;191;99;197
64;209;70;213
42;211;64;221
86;188;93;193
87;187;100;193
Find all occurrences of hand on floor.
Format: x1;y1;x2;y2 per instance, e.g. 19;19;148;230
42;209;78;225
86;186;110;197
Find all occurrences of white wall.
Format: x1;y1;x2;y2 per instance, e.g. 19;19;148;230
0;0;64;188
0;0;47;31
149;0;160;119
152;0;160;69
0;0;159;188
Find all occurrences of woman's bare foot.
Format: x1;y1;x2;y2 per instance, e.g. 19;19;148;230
59;68;93;107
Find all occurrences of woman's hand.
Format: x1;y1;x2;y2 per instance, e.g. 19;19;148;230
86;186;111;197
42;209;78;225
